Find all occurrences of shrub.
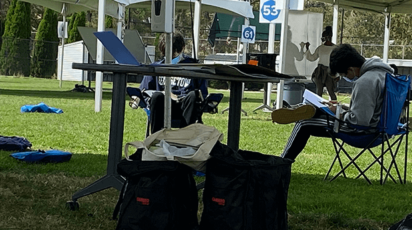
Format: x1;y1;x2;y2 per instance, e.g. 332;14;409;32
0;0;31;76
30;8;59;78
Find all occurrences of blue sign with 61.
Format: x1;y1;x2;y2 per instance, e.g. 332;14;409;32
241;25;256;44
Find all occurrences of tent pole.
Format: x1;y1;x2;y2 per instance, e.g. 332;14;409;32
383;12;391;63
332;3;339;44
95;0;106;112
267;23;275;108
164;0;175;130
164;33;173;129
242;18;249;101
59;3;66;88
276;0;290;109
340;9;344;44
193;0;201;59
117;3;125;43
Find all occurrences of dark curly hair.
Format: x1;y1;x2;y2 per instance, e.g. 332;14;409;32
158;32;185;57
329;44;365;76
323;26;333;37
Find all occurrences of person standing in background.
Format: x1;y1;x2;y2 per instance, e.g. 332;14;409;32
305;26;338;101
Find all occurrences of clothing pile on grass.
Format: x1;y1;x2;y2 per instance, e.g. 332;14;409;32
1;102;70;163
20;102;63;114
71;84;94;93
0;136;72;163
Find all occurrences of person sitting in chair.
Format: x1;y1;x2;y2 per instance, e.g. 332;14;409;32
139;32;208;134
271;44;393;160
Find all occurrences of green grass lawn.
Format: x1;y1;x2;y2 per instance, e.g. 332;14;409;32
0;76;411;229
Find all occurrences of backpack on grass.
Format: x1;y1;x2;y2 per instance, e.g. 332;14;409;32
0;136;32;151
200;142;293;230
113;149;199;230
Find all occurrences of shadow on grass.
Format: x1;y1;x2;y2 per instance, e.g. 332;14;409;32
0;151;110;177
0;89;116;101
287;172;410;228
219;96;273;104
1;149;408;229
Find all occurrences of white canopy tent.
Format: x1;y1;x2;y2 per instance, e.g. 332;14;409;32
100;0;254;116
315;0;412;63
318;0;412;14
20;0;120;17
20;0;122;90
273;0;412;107
22;0;254;113
119;0;254;18
116;0;254;59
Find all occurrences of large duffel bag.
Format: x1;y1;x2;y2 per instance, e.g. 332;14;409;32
200;142;294;230
113;149;199;230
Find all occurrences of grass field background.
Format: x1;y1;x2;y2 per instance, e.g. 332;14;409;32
0;76;411;229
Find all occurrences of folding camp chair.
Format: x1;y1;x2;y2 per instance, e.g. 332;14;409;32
323;73;410;185
127;87;224;137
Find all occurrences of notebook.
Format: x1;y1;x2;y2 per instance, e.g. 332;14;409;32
303;89;335;117
93;31;140;66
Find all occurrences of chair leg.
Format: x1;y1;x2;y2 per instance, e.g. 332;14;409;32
382;135;405;184
145;118;151;138
325;138;346;180
404;129;408;184
330;147;372;184
354;147;397;183
324;154;339;181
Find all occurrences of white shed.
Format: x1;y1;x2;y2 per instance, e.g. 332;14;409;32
57;41;88;82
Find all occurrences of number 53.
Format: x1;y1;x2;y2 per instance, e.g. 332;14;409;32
263;5;279;16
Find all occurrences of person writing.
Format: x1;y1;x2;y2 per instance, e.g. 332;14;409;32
305;26;338;101
271;44;393;160
139;32;208;134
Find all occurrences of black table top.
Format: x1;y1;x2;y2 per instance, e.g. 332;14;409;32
72;63;295;83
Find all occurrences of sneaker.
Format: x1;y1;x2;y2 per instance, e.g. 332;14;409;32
271;104;316;124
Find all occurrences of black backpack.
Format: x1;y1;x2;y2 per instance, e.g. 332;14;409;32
200;142;293;230
113;149;199;230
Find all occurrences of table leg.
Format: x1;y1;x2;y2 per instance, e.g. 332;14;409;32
70;72;126;203
252;83;274;113
227;81;242;151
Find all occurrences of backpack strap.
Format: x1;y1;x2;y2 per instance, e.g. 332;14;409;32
112;181;128;220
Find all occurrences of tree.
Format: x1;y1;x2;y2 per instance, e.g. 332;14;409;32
105;15;114;28
30;8;58;78
0;0;31;76
67;12;77;38
67;11;85;43
0;18;5;49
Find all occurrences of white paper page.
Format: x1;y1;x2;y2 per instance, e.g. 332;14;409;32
303;89;329;108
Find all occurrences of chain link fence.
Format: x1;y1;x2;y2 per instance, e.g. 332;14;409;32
0;36;59;77
1;34;412;78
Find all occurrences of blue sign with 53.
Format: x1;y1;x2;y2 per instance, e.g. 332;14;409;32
259;0;284;23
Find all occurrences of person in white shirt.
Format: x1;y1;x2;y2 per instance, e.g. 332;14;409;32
305;26;338;101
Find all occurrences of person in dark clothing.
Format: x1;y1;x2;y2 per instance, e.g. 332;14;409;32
139;32;208;134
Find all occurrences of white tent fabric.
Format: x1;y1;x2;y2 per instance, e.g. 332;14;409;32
22;0;254;112
318;0;412;14
20;0;120;17
116;0;254;18
317;0;412;64
112;0;254;121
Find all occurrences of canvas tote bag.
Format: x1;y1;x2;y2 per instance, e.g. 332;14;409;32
124;123;223;172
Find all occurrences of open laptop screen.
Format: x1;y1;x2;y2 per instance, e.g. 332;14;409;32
93;31;140;66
